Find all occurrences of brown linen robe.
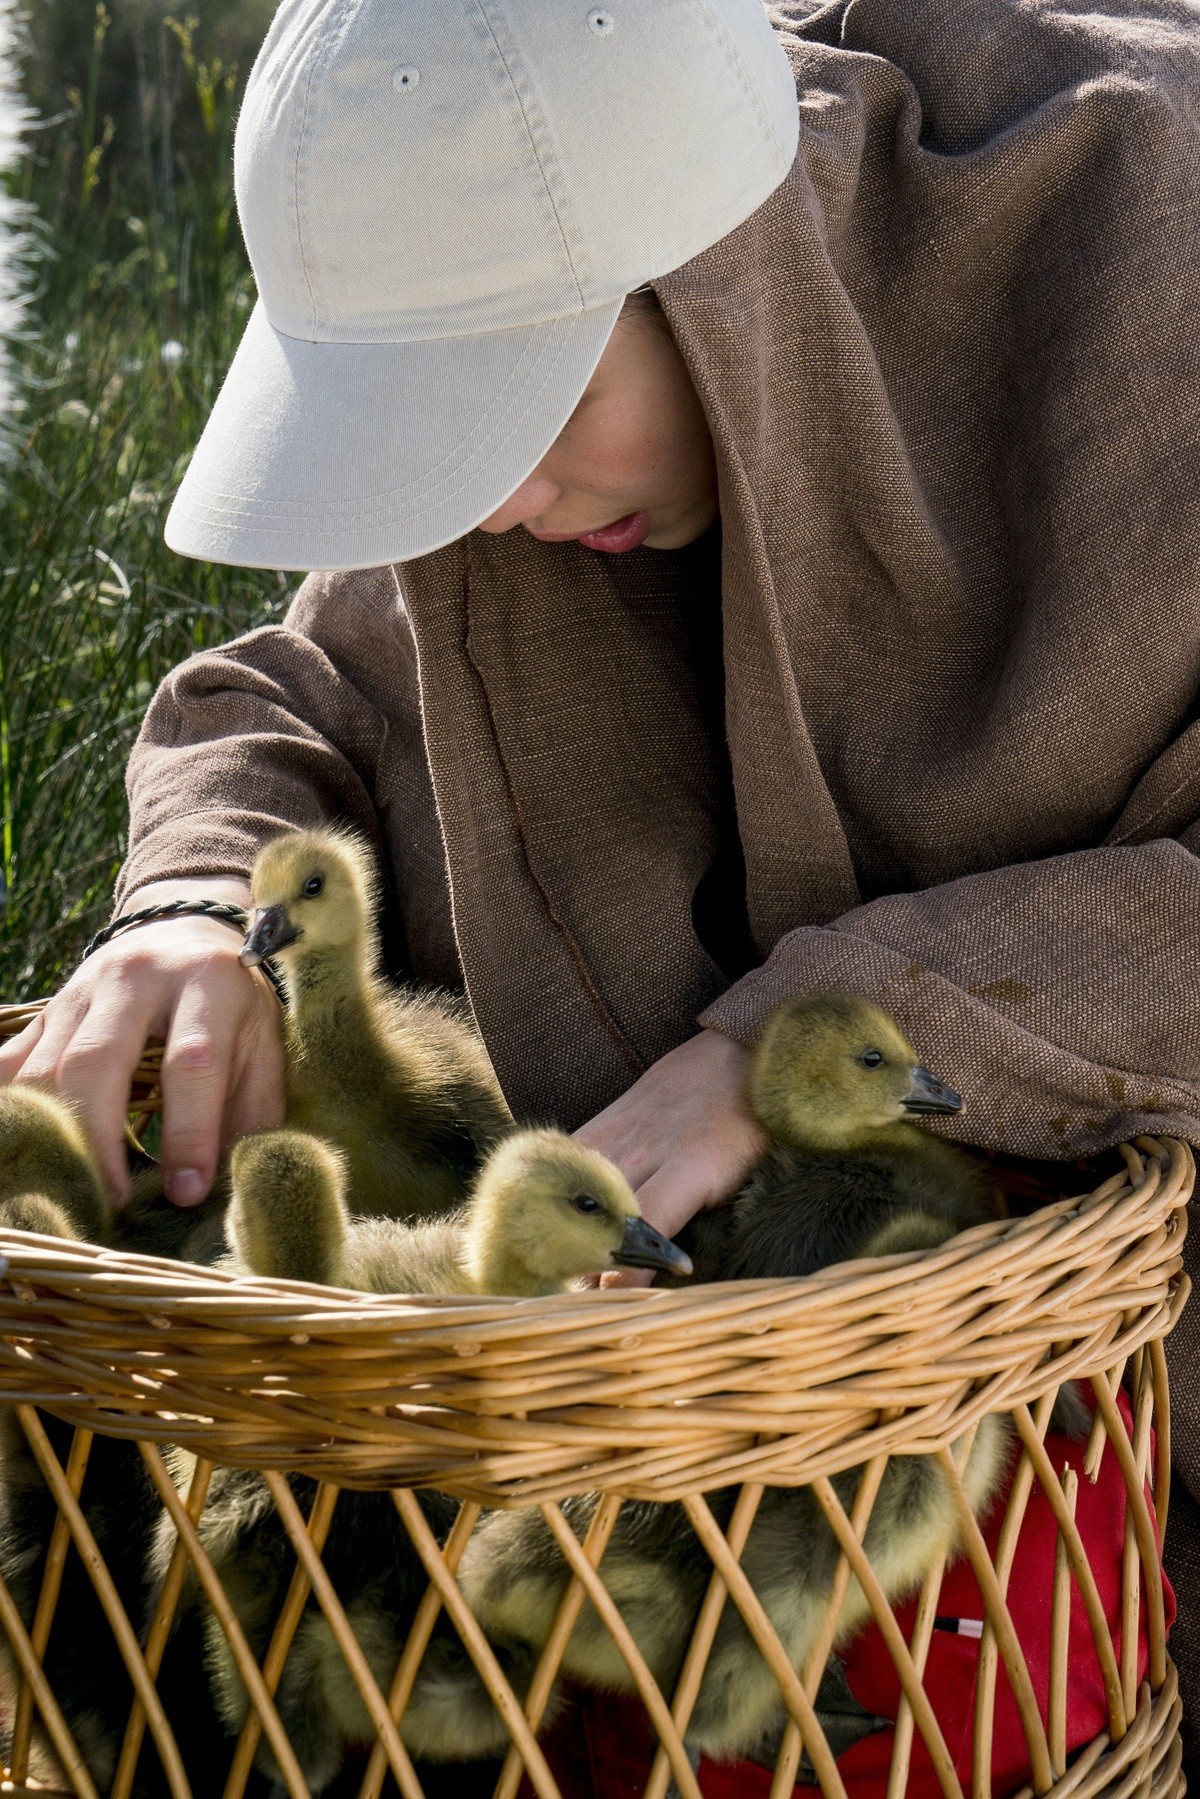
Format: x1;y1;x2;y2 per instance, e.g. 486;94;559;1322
120;0;1200;1764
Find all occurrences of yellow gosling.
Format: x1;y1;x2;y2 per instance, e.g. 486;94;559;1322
458;994;1011;1767
678;992;997;1284
240;828;512;1220
226;1124;689;1297
193;1123;687;1793
0;1086;110;1243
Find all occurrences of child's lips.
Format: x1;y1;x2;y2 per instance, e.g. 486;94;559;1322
526;512;650;553
576;512;650;553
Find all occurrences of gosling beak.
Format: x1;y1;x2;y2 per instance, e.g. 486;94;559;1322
240;905;300;967
610;1216;694;1278
902;1066;963;1116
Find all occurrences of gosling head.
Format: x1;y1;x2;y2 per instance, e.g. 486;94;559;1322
464;1130;693;1297
240;828;377;980
749;994;963;1152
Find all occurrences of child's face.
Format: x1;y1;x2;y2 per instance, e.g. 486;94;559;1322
476;302;718;553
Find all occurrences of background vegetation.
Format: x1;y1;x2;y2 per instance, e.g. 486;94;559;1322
0;0;282;996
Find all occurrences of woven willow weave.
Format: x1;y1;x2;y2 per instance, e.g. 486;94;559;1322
0;1007;1189;1798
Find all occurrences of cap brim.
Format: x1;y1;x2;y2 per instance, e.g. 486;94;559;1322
164;298;622;571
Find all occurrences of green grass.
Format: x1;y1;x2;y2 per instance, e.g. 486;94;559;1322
0;1;285;997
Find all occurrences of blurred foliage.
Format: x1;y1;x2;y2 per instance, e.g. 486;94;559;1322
0;0;290;996
26;0;274;229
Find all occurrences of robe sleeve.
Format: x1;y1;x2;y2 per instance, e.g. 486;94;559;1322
699;838;1200;1160
115;568;392;908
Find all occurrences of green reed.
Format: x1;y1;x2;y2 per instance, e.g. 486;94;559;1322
0;0;285;996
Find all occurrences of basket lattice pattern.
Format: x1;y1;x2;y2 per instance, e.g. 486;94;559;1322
0;1069;1186;1798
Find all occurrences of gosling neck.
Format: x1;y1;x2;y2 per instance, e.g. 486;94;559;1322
282;936;375;1049
780;1115;928;1156
464;1209;566;1298
476;1249;563;1298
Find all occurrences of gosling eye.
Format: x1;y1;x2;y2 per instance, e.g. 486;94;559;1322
302;873;325;898
860;1048;885;1069
571;1193;602;1214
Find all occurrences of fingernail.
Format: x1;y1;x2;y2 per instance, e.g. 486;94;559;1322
166;1168;206;1207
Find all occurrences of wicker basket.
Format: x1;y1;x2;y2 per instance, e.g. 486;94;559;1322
0;1005;1190;1799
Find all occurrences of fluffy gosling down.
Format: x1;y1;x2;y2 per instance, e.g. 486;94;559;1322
0;1086;109;1242
458;995;1011;1768
226;1124;690;1296
0;1166;230;1797
0;1084;229;1264
678;991;999;1282
181;1126;687;1794
240;828;514;1220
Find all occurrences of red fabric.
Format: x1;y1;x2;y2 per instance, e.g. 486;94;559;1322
525;1398;1174;1798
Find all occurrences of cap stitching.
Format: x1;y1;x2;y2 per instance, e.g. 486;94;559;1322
686;0;792;164
471;0;587;307
183;318;550;515
174;316;594;525
178;336;574;525
291;0;362;332
290;46;324;332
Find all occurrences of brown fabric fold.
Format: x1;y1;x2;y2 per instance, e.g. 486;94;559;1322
121;0;1200;1731
126;0;1200;1146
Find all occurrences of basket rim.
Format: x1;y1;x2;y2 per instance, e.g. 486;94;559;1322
0;1138;1186;1499
0;1137;1184;1337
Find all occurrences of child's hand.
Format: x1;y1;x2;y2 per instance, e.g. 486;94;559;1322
574;1028;765;1287
0;877;286;1210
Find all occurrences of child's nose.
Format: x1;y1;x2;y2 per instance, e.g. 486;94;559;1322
477;471;563;533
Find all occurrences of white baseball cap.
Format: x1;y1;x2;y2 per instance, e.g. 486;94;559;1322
165;0;799;572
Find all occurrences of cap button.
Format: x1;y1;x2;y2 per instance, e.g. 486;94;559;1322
392;65;420;92
586;9;614;34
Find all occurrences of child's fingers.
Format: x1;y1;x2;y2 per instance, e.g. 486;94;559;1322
22;985;156;1204
624;1159;709;1244
158;974;243;1207
598;1266;655;1290
0;1012;46;1083
223;996;287;1152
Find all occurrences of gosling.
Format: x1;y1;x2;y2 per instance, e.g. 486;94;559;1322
0;1083;228;1264
0;1086;110;1242
164;1123;688;1794
240;828;513;1220
460;1374;1008;1770
225;1124;691;1297
683;997;1085;1449
677;992;998;1282
457;996;1011;1767
0;1196;227;1795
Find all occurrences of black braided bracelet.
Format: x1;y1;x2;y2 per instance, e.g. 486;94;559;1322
81;900;288;1004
